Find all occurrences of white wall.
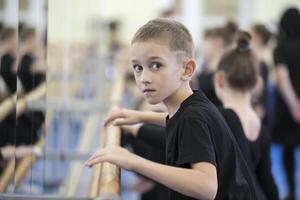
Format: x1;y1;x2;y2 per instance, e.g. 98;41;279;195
48;0;161;44
253;0;300;23
2;0;18;26
32;0;300;44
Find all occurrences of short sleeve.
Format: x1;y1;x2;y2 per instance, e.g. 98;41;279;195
273;46;286;66
177;118;216;167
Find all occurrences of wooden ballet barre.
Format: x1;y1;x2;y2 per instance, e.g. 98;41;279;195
14;139;44;189
0;82;46;123
16;82;46;117
0;156;15;192
91;70;124;200
89;126;106;198
60;77;110;196
0;111;54;193
62;114;102;196
0;83;47;192
96;124;121;200
0;139;44;193
0;94;16;122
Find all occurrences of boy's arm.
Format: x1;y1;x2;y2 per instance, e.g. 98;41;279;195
103;108;167;127
85;146;217;200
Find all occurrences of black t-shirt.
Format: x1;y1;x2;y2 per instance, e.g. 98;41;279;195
137;125;168;200
0;53;16;93
165;90;259;200
219;108;279;200
138;124;166;150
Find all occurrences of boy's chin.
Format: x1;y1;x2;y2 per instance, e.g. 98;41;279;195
144;98;161;105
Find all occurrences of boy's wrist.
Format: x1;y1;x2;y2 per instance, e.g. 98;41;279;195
131;153;145;171
138;111;149;123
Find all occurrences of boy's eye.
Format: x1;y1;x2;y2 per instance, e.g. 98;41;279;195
151;62;162;71
133;64;143;73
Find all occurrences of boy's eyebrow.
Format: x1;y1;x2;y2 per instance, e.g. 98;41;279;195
148;56;163;60
131;56;164;63
131;59;139;63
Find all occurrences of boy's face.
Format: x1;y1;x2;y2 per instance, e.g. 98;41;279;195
131;41;184;104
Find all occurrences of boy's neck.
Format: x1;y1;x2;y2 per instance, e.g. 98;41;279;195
163;84;193;118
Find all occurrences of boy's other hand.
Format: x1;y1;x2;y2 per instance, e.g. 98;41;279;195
103;108;143;126
85;146;138;170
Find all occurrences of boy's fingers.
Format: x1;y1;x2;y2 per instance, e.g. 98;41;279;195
87;153;99;162
90;153;113;166
113;118;132;126
85;156;105;167
86;149;106;163
84;161;94;167
103;110;125;126
103;115;117;126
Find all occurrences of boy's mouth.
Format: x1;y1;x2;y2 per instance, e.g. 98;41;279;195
143;89;156;95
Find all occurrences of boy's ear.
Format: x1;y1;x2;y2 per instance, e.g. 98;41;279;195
181;59;196;81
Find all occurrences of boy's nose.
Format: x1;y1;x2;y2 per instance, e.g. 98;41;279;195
140;70;152;84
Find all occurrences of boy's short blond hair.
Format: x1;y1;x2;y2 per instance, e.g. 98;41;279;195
131;18;194;58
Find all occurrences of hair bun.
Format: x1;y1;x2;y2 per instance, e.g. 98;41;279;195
236;31;251;52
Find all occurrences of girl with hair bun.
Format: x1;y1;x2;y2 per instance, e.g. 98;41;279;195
214;31;279;200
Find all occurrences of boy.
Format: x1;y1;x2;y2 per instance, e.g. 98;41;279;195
85;18;258;199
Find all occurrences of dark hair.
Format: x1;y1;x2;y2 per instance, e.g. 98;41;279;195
217;31;259;92
204;21;238;47
204;27;232;46
109;20;119;32
1;27;16;41
0;22;3;34
131;18;194;58
279;7;300;41
252;24;273;45
20;28;36;42
224;21;238;36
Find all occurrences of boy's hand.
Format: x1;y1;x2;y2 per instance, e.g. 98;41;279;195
103;108;143;126
85;146;138;170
